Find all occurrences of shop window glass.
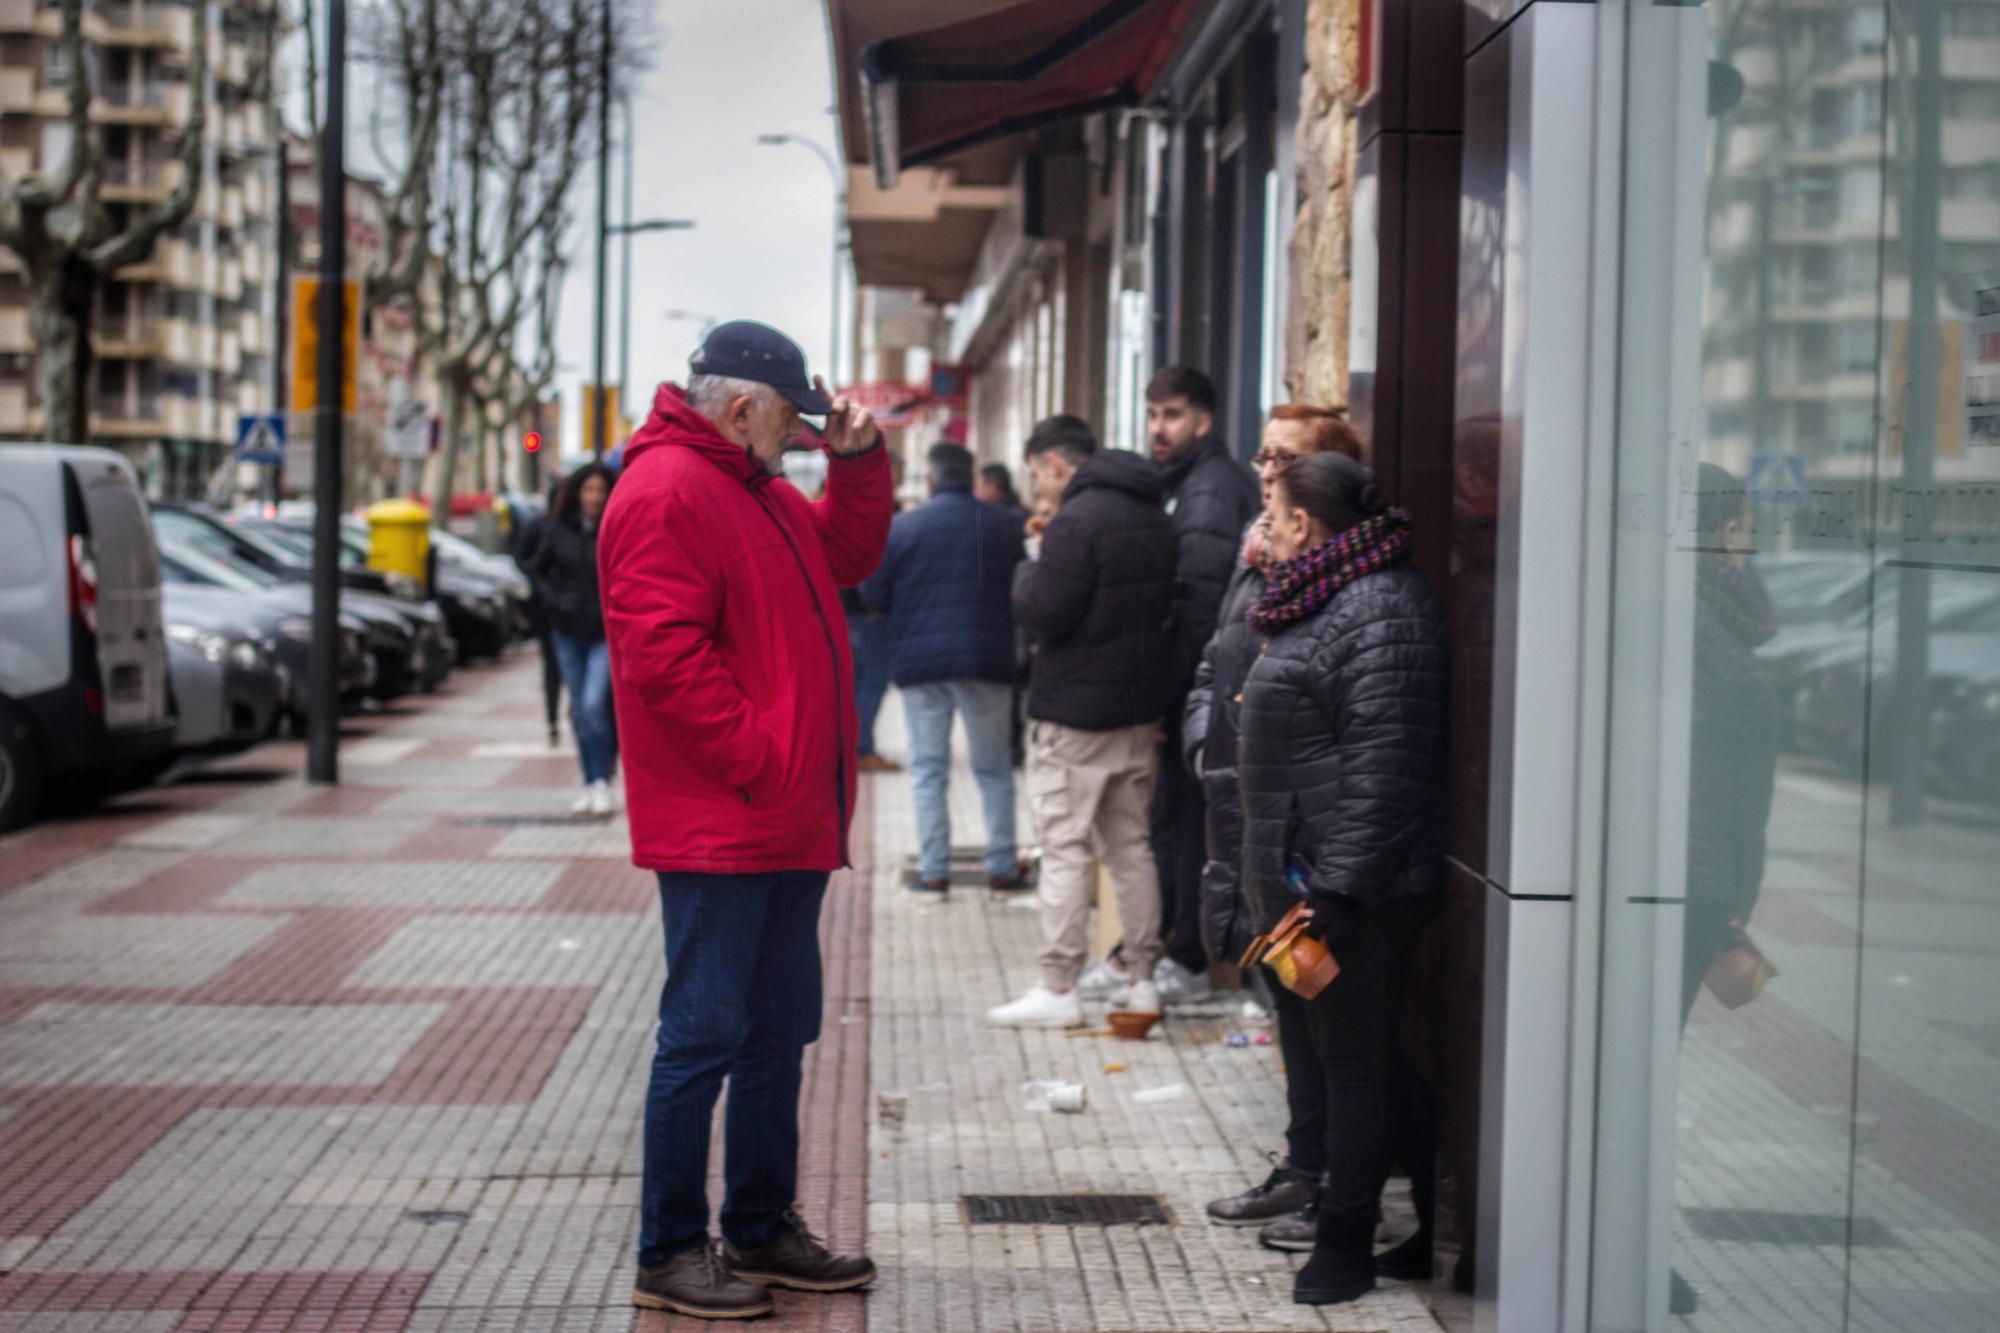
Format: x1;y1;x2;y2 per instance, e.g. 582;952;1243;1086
1591;1;2000;1329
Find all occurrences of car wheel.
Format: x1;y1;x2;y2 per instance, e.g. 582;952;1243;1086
0;708;44;833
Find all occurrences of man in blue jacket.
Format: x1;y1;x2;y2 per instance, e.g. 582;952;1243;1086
860;443;1030;895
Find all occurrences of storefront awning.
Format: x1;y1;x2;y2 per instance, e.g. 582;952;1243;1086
855;0;1200;187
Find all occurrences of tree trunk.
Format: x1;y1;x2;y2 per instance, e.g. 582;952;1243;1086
29;254;97;444
427;375;465;525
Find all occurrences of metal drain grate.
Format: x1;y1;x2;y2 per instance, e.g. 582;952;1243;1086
961;1194;1172;1226
1683;1209;1898;1248
403;1209;472;1226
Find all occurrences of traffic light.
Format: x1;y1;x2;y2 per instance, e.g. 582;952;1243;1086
523;430;542;454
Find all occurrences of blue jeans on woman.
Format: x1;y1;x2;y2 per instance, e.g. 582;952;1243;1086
551;632;614;783
639;871;829;1267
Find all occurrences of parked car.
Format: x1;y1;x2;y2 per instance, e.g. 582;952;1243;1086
265;511;516;661
157;540;375;720
151;507;443;699
226;515;455;689
163;583;285;751
0;446;175;830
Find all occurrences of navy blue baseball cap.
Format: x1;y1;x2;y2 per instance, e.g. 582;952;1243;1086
688;320;835;415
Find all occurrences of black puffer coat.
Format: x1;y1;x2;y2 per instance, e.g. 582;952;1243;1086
1182;546;1266;961
1013;450;1179;731
1238;563;1449;931
526;517;604;642
1162;437;1259;692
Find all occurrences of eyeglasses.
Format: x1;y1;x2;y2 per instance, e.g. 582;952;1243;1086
1251;449;1300;469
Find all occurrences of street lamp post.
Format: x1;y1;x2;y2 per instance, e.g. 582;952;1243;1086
756;133;845;384
307;0;346;784
591;0;612;458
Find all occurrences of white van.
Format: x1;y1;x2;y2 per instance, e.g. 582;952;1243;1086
0;446;174;831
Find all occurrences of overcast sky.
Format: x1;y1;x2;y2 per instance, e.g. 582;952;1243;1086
549;0;845;464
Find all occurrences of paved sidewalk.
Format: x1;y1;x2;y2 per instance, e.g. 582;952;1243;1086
861;702;1439;1333
0;655;867;1333
0;659;1443;1332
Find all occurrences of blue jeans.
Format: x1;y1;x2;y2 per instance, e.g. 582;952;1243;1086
850;616;890;758
902;679;1016;882
551;633;613;783
639;871;829;1267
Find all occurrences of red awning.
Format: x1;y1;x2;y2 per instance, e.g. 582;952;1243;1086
861;0;1200;180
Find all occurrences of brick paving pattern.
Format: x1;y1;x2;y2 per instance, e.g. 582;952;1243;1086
0;658;1456;1332
0;657;868;1333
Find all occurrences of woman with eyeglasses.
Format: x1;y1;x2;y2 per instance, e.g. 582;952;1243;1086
1187;405;1368;1252
1236;450;1448;1306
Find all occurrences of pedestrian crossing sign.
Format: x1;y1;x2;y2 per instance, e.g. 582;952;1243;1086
236;413;287;466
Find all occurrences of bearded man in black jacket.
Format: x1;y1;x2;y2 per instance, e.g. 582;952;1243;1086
1141;366;1259;1004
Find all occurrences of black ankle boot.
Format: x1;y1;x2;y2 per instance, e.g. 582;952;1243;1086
1293;1211;1376;1306
1374;1227;1432;1282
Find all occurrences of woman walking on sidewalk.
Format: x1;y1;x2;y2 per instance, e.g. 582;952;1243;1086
528;462;618;816
1238;451;1449;1307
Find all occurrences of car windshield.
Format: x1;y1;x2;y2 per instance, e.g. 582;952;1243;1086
240;521;314;562
157;538;276;593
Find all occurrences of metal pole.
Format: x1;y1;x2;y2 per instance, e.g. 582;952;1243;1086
620;95;634;421
1890;0;1942;826
307;0;346;785
590;0;611;458
270;140;288;508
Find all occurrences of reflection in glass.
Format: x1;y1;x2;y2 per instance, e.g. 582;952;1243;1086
1595;0;2000;1327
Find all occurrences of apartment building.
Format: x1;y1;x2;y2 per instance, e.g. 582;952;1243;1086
0;0;283;496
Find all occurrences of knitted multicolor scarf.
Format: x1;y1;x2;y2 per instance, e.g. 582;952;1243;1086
1248;510;1415;632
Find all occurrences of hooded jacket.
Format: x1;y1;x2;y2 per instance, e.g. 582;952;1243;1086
856;486;1025;687
1162;436;1259;694
1012;449;1179;731
598;383;893;874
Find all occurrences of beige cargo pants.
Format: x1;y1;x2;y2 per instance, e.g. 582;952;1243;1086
1025;719;1164;991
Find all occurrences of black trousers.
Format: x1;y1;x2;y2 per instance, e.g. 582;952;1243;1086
1148;719;1210;974
1302;896;1438;1229
1269;977;1329;1174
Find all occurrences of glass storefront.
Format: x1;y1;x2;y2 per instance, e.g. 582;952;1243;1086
1591;1;2000;1329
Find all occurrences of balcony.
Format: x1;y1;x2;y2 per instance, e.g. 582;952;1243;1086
94;312;165;359
0;66;34;112
0;382;27;433
97;3;180;48
93;394;165;439
0;307;28;353
98;81;175;127
101;157;173;204
0;0;34;33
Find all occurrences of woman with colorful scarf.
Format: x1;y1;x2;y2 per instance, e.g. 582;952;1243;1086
1236;451;1449;1306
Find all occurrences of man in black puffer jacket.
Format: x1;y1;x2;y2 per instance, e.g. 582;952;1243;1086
1144;366;1259;1002
1237;451;1447;1307
986;416;1180;1031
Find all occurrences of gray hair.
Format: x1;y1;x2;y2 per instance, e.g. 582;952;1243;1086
686;372;780;417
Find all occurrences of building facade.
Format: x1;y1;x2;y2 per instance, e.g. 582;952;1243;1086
0;0;283;496
834;1;2000;1329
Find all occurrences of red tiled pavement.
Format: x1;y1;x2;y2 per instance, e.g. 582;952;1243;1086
0;657;875;1331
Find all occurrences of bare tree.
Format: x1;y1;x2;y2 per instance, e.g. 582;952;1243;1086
0;0;212;444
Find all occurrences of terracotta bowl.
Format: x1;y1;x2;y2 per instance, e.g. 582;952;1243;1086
1107;1010;1160;1041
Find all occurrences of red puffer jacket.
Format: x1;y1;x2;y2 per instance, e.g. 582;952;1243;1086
599;383;893;873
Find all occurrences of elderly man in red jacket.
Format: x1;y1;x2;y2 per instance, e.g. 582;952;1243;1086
600;321;891;1321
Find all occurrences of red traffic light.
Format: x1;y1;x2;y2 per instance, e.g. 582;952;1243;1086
523;431;542;453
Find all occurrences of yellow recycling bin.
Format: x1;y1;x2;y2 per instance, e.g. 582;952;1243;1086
366;498;432;583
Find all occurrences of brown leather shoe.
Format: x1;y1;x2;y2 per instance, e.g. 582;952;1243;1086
633;1241;775;1320
723;1208;876;1293
855;753;902;773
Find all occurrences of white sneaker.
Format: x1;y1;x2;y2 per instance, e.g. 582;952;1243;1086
1155;957;1214;1007
986;986;1084;1030
1076;954;1130;998
1112;980;1161;1014
570;788;594;815
587;780;614;818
